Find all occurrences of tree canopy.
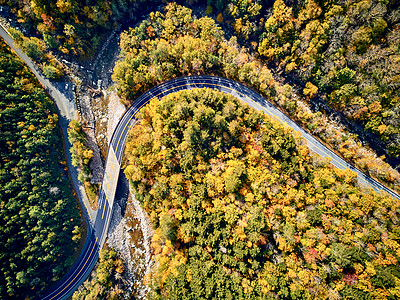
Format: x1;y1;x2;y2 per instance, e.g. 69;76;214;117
112;2;276;105
258;0;400;157
67;120;98;205
124;88;400;299
4;0;159;56
0;38;82;298
72;247;125;300
113;1;400;199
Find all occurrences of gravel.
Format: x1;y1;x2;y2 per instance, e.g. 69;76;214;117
107;91;126;143
107;194;154;299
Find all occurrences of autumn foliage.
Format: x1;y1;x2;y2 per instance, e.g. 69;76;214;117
259;0;400;157
124;88;400;299
113;2;400;195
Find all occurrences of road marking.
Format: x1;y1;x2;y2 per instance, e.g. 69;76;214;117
101;98;154;219
118;80;390;195
101;78;399;223
48;237;98;300
49;77;397;299
206;83;350;170
308;141;347;169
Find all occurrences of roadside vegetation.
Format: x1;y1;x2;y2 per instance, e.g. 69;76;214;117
72;247;125;300
258;0;400;158
187;0;400;159
68;119;99;208
2;0;165;58
205;0;266;41
0;38;82;299
113;3;400;194
7;27;64;79
4;1;399;157
2;1;400;299
124;88;400;299
4;0;118;57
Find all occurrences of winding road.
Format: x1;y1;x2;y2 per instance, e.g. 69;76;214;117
42;76;400;299
0;25;398;298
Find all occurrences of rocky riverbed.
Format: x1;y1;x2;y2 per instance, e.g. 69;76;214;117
106;171;154;299
0;5;156;297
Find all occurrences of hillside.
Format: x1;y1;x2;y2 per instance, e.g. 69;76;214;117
113;2;400;195
259;0;400;158
123;87;400;299
0;38;82;299
1;1;400;299
5;1;399;158
4;0;144;57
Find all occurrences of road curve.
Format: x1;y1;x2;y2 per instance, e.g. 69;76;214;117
1;23;398;299
42;75;400;299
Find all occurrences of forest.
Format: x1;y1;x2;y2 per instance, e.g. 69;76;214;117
258;0;400;158
0;39;82;298
3;1;399;160
72;247;125;299
124;87;400;299
1;0;400;299
0;0;269;59
113;2;400;194
2;0;185;58
3;1;399;157
2;0;130;57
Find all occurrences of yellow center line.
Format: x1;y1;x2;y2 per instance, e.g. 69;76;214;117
311;142;347;169
99;80;352;219
101;83;198;219
43;79;394;300
49;237;98;300
101;96;155;218
208;83;349;170
101;81;282;220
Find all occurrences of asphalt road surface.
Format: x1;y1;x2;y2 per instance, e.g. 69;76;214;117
0;24;97;225
109;75;400;199
42;75;400;299
2;21;399;299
